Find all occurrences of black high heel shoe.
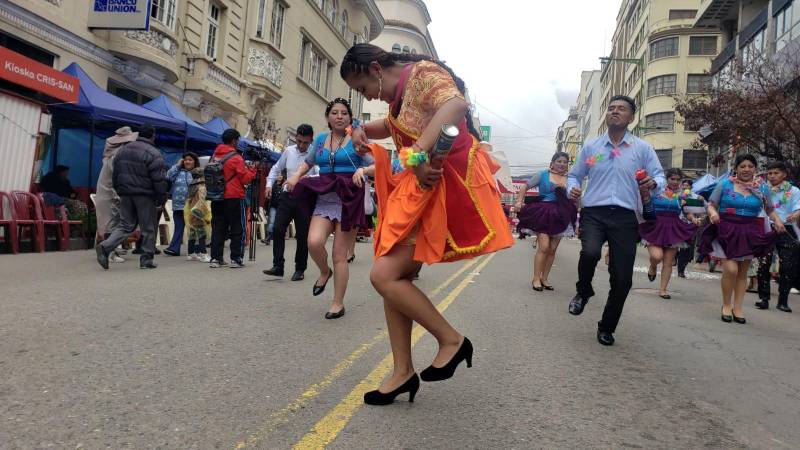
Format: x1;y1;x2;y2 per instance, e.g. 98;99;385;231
364;373;419;405
732;314;746;324
313;267;333;296
420;337;473;382
532;281;543;292
721;307;733;323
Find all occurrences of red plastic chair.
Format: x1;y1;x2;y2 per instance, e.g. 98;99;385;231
0;191;19;254
36;193;85;250
10;191;44;252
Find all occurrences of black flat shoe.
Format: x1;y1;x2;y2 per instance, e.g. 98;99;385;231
532;282;543;292
420;337;473;382
659;294;671;299
597;330;615;346
754;299;769;310
777;303;792;313
313;268;332;296
732;314;746;324
263;266;284;277
347;255;355;264
291;271;305;281
364;373;419;405
569;294;588;315
721;307;733;323
324;307;345;319
648;270;656;282
542;283;554;291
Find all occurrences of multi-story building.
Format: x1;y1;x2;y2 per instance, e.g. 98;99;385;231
563;70;603;163
598;0;723;176
362;0;437;157
0;0;383;147
555;106;580;160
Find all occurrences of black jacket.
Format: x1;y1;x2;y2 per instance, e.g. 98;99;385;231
112;137;167;198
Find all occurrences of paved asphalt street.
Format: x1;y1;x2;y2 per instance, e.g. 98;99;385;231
1;237;799;449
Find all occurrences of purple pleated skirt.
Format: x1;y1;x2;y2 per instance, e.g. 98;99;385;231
638;212;697;248
291;173;367;232
516;189;577;236
699;213;776;260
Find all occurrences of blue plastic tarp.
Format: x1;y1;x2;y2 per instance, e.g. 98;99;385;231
144;95;220;144
202;117;232;135
51;63;184;130
691;173;717;194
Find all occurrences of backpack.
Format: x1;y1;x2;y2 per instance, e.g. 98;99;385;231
204;152;238;201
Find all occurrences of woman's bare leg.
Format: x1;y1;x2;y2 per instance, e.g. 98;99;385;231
541;237;562;285
659;248;678;295
329;222;357;313
721;259;738;315
532;233;550;288
371;245;463;370
734;260;751;317
648;245;664;278
307;216;335;287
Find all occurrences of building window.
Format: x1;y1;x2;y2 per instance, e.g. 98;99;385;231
689;36;717;55
411;48;417;54
364;26;369;42
108;79;152;106
647;74;677;96
391;44;401;53
339;10;348;36
655;149;673;168
775;3;797;52
150;0;177;30
668;9;697;20
362;113;371;122
206;3;221;59
402;45;410;53
300;37;331;95
687;74;711;94
645;112;675;132
255;0;266;38
649;37;678;60
270;1;286;48
328;0;338;24
742;28;766;67
682;149;707;170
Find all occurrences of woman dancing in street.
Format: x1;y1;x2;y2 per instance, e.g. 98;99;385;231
286;98;375;320
341;44;513;405
700;154;785;324
514;152;577;291
639;168;703;299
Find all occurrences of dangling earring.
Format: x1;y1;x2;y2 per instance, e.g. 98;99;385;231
377;76;383;101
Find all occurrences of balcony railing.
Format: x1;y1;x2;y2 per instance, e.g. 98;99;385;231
711;38;737;73
739;7;768;48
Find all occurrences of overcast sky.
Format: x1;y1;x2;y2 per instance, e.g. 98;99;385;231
425;0;621;175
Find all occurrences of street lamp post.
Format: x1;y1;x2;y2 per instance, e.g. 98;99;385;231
600;56;646;136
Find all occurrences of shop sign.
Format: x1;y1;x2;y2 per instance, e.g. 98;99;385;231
0;47;79;103
88;0;152;30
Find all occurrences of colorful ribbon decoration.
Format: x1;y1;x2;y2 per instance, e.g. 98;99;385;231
399;146;429;169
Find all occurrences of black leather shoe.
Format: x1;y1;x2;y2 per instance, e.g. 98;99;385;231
420;337;473;382
597;330;615;346
262;266;284;277
95;244;109;270
313;268;333;296
139;260;158;269
777;303;792;313
324;307;345;319
568;294;588;315
291;271;305;281
721;308;733;323
754;299;769;310
364;373;419;405
732;314;746;324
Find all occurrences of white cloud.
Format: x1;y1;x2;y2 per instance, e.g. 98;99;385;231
425;0;620;175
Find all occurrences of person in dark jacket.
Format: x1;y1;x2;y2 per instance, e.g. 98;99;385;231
95;124;167;270
262;172;285;245
209;128;256;268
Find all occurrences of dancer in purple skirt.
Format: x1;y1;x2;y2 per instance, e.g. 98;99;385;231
515;152;577;291
639;168;703;299
700;154;785;324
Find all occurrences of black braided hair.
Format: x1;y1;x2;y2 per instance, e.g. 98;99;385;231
325;97;353;129
341;44;481;140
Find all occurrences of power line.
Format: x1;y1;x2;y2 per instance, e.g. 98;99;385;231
474;101;554;137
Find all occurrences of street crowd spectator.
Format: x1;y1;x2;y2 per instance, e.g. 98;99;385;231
164;152;200;256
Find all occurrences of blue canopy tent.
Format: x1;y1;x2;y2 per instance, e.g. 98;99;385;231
144;95;220;153
47;63;186;188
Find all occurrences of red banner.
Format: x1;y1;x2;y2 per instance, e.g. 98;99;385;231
0;47;79;103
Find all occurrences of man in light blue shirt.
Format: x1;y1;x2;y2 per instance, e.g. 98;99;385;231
567;95;665;346
756;161;800;312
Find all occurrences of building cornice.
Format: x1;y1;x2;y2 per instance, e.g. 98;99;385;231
352;0;385;40
383;24;436;57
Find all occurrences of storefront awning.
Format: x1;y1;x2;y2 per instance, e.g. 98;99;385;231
143;95;220;145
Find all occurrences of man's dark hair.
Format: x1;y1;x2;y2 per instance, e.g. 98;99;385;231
682;179;693;187
222;128;241;145
138;124;156;140
610;95;637;113
665;168;684;179
767;161;788;173
296;124;314;137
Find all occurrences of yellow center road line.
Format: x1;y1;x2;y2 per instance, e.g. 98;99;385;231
234;256;482;449
292;254;496;450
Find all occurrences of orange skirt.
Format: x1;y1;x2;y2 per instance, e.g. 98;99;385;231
369;142;513;264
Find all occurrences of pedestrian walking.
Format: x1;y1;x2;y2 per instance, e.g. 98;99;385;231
676;179;697;277
184;167;211;262
264;172;285;246
514;152;577;292
639;168;703;298
699;154;785;324
95;124;167;270
208;129;257;268
340;44;513;404
262;124;318;281
285;98;375;319
566;95;666;346
755;161;799;313
163;152;199;256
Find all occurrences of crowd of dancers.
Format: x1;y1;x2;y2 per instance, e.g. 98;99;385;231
92;42;796;406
